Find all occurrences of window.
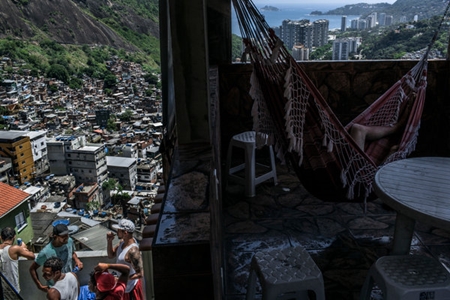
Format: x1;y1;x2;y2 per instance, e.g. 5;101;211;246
15;212;27;232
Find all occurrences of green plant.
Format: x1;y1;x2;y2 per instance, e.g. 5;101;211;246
86;201;100;211
47;64;69;83
117;109;133;121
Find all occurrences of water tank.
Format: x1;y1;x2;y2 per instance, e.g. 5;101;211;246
52;219;69;227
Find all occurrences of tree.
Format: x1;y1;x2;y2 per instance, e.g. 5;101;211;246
46;64;69;83
49;84;58;93
106;117;117;131
232;34;243;62
118;109;133;121
144;73;159;85
102;178;117;191
104;74;118;89
69;76;83;89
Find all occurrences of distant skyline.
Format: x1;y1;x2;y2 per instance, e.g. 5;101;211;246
254;0;396;4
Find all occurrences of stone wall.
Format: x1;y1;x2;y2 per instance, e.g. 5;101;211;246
219;60;450;158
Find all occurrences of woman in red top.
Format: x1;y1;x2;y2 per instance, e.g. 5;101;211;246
89;263;130;300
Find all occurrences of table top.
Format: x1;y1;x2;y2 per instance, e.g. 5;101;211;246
374;156;450;229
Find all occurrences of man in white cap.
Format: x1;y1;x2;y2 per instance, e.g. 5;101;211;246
107;219;144;300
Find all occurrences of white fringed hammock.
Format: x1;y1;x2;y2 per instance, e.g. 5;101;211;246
233;0;450;203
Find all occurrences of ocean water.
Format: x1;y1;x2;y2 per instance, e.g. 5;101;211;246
232;3;360;35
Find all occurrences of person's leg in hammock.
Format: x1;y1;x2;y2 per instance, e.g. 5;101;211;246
350;106;410;150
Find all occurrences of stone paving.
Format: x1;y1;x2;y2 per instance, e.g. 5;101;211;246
223;162;450;300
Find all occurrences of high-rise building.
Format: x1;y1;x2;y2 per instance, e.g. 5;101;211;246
341;16;347;32
351;19;359;30
332;37;361;60
333;39;349;61
292;44;310;61
378;13;386;26
358;19;367;30
313;19;329;47
385;15;393;26
281;19;328;50
273;26;281;38
298;22;314;48
368;12;377;28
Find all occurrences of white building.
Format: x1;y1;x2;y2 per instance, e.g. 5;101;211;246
106;156;137;191
292;44;310;61
47;135;108;185
368;12;377;28
333;37;361;60
281;19;328;50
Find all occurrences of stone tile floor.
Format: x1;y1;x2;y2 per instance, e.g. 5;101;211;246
222;163;450;300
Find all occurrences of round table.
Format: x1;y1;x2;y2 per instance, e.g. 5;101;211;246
373;156;450;255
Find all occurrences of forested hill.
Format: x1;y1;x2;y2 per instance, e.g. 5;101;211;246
325;0;448;22
0;0;160;66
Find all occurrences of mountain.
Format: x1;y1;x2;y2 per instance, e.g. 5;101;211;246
325;0;448;22
0;0;160;65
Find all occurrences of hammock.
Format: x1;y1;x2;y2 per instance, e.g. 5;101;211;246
233;0;450;203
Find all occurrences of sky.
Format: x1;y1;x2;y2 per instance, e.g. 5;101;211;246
254;0;396;4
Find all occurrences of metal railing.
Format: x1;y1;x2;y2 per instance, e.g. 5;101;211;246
0;272;23;300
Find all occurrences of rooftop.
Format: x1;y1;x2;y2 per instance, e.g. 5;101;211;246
0;182;30;215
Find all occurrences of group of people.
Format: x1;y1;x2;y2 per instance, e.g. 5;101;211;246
0;218;144;300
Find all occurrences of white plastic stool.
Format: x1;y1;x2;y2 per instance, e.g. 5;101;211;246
225;131;277;197
360;255;450;300
246;246;325;300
